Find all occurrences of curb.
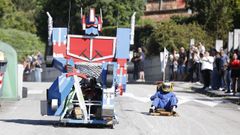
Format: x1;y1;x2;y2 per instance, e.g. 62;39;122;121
191;85;240;105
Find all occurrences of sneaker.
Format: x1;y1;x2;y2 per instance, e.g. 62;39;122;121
172;106;176;112
136;79;141;82
149;106;155;113
225;92;233;96
225;91;233;93
219;88;225;91
195;81;201;85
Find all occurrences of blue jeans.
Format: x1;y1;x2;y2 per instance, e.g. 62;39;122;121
34;68;42;82
220;69;228;89
177;64;186;75
226;70;231;92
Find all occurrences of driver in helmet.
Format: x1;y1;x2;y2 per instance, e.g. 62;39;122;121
149;82;178;113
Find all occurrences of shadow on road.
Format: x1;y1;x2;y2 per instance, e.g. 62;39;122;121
0;119;57;126
191;86;240;105
0;119;110;129
175;90;195;94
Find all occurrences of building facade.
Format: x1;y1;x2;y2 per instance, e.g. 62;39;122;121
143;0;190;21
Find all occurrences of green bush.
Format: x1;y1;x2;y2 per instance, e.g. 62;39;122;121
145;21;214;56
0;28;45;62
102;26;117;37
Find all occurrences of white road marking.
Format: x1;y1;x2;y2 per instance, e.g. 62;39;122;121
28;90;44;94
123;93;150;103
177;95;194;105
193;100;222;107
124;93;222;107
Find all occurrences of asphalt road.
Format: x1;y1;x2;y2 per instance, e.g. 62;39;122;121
0;82;240;135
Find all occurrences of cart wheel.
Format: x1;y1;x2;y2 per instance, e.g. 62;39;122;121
127;62;134;73
107;64;114;74
109;124;114;129
106;74;113;88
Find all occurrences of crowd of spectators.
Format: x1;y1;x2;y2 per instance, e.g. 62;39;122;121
131;47;145;82
23;51;43;82
168;42;240;96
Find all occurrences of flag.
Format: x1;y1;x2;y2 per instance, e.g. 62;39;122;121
163;47;169;72
160;47;169;72
215;40;223;52
130;12;136;45
234;29;240;50
228;32;233;52
47;12;53;45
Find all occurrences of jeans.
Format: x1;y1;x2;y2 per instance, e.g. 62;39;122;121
177;64;186;75
220;69;228;89
34;68;42;82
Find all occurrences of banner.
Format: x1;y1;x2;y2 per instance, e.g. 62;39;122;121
190;38;195;47
46;12;53;46
160;47;169;72
130;12;136;45
228;32;233;52
215;40;223;52
234;29;240;50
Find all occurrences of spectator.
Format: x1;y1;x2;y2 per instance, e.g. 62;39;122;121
169;50;179;81
213;52;222;90
219;49;229;91
137;47;145;82
131;52;140;80
23;57;31;74
201;51;214;90
37;51;44;64
229;53;240;95
192;46;201;83
32;52;43;82
177;47;187;81
198;42;205;56
188;52;195;82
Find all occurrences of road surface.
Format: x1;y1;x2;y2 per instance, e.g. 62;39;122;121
0;82;239;135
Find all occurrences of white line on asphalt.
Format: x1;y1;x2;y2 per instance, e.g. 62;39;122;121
28;90;44;94
177;95;222;107
177;95;194;105
123;92;150;102
193;100;221;107
124;93;222;107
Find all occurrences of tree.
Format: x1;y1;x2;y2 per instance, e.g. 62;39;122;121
36;0;144;42
188;0;234;45
0;28;45;62
145;21;213;56
0;0;43;33
233;0;240;28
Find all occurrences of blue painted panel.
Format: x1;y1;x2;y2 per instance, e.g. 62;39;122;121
53;58;74;72
52;28;68;43
101;62;117;88
47;74;74;115
85;27;99;36
53;57;67;72
116;28;131;59
122;76;127;85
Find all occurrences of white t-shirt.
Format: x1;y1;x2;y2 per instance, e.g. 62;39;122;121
199;45;205;54
201;56;214;70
